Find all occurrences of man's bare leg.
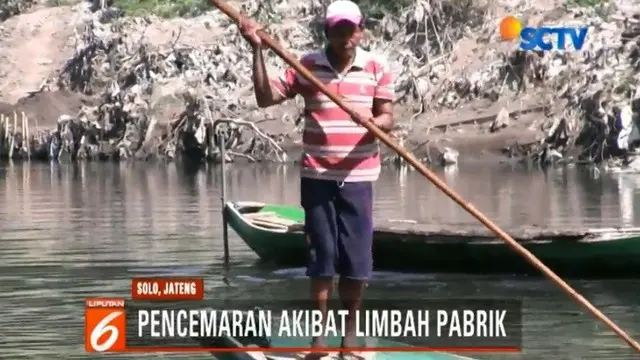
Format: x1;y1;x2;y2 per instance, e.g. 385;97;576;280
334;181;373;359
338;277;366;349
305;277;333;360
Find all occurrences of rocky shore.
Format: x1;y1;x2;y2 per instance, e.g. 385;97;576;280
1;0;640;169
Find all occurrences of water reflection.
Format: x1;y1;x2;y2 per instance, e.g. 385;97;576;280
3;161;640;269
3;161;640;267
614;173;640;227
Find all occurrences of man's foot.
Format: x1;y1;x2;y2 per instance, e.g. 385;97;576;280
338;335;366;360
338;353;366;360
302;336;329;360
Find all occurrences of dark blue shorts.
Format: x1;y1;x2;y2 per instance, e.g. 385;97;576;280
300;177;374;280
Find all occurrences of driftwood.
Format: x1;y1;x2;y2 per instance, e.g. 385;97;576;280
5;0;640;167
0;5;290;163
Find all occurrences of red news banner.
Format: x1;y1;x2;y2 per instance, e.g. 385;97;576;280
130;277;204;301
85;277;204;352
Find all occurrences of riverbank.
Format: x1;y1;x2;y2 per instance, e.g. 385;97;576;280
1;0;639;168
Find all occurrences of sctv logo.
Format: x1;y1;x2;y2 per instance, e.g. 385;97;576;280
499;16;588;51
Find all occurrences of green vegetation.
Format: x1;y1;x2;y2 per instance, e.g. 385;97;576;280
566;0;612;20
46;0;78;6
353;0;412;19
109;0;413;20
568;0;607;7
35;0;472;22
111;0;211;18
1;0;37;21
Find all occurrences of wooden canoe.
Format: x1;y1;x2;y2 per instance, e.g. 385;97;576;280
225;201;640;277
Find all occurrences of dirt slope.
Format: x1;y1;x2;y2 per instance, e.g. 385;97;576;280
0;5;80;103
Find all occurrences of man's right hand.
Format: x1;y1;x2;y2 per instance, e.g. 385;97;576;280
238;18;263;48
351;106;374;125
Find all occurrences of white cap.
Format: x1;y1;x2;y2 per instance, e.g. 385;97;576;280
325;0;362;27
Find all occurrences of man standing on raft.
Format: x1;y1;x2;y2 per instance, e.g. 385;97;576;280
239;0;395;356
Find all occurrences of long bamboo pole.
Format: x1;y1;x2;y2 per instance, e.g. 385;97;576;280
209;0;640;352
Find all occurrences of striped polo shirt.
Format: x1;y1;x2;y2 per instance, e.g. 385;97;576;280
270;47;394;182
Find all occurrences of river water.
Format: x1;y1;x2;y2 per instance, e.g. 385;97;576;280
1;162;639;360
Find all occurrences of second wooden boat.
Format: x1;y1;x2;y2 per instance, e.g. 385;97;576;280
225;201;640;277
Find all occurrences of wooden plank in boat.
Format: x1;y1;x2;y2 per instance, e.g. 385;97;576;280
373;223;583;239
373;222;640;241
251;222;288;230
285;221;640;241
285;221;589;240
245;212;278;219
287;223;305;232
252;217;298;226
250;218;299;230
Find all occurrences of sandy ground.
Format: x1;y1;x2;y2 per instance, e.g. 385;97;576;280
7;89;97;127
0;1;230;102
0;5;79;104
